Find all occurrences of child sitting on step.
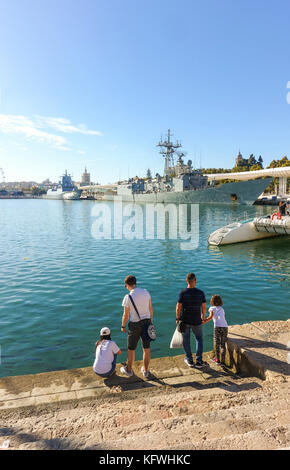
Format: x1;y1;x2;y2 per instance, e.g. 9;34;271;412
93;327;122;378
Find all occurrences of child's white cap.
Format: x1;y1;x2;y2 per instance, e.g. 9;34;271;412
100;327;110;336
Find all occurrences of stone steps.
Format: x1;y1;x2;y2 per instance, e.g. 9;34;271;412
90;402;290;450
1;318;289;451
7;380;290;450
105;425;290;451
82;397;289;441
16;422;290;450
169;424;290;450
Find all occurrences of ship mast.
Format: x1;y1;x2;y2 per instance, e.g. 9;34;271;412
156;129;182;176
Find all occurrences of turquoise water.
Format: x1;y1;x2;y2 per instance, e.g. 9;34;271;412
0;199;289;378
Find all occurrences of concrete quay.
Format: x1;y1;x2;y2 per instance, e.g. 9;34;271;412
0;320;289;450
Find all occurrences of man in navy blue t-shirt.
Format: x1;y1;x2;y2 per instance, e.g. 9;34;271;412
176;272;207;368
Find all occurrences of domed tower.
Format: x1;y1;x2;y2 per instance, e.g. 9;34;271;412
235;151;243;167
81;167;91;186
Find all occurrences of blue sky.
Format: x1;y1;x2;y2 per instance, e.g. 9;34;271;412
0;0;290;183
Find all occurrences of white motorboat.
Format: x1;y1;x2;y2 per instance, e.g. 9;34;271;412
208;213;290;246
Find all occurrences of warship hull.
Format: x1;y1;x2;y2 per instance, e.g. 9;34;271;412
43;189;81;200
102;178;273;205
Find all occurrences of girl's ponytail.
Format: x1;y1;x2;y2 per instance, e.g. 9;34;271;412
96;334;111;349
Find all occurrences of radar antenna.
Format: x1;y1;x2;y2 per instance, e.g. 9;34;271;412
156;129;182;176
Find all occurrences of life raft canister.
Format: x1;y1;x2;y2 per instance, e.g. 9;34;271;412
271;212;282;220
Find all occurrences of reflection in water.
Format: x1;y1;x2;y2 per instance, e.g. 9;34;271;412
209;236;290;285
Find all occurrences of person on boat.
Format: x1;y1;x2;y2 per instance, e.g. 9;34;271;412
120;275;154;378
176;272;207;368
278;200;287;216
93;327;122;378
203;294;228;366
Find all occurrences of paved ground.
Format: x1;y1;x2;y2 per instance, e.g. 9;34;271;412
0;320;289;450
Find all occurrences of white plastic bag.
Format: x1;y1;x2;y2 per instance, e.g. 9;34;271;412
1;440;10;449
170;326;183;349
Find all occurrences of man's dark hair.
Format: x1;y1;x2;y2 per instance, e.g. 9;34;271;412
186;272;196;283
124;275;137;287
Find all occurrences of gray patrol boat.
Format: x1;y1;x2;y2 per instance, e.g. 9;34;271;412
107;130;272;205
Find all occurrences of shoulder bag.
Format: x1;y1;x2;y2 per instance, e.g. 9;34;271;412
128;294;156;341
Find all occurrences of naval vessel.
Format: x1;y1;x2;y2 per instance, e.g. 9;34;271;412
44;171;81;200
102;130;273;205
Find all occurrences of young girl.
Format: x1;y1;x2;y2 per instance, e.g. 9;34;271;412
204;295;228;365
93;327;122;378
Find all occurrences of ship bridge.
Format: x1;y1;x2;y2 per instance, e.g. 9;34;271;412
207;166;290;196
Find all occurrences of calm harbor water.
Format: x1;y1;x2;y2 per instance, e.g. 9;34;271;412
0;199;289;378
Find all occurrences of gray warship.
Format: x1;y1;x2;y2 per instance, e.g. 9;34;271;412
44;171;81;200
106;130;272;205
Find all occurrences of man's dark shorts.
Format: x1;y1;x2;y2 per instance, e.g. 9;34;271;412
128;319;151;350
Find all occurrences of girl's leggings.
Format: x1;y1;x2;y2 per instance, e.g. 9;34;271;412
214;327;228;362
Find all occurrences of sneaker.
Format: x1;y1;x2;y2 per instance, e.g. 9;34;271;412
141;366;150;378
120;365;133;377
195;360;207;368
211;357;220;364
184;358;194;368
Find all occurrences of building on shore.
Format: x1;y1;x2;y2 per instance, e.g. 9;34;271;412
235;151;244;167
235;151;263;169
81;167;91;186
0;181;38;191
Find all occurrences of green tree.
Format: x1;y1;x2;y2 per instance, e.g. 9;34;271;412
264;156;290;193
31;186;46;196
232;166;249;173
267;156;290;168
250;164;263;171
248;154;256;166
202;168;231;174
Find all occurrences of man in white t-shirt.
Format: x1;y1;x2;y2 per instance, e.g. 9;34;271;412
120;275;153;378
